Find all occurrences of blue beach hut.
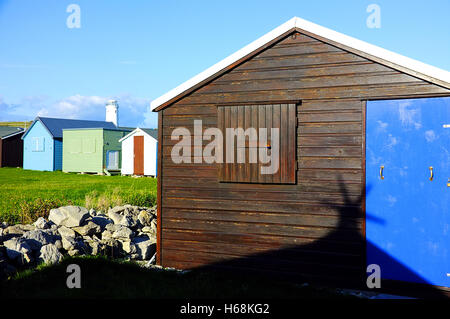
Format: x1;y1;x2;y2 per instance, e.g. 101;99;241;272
22;117;116;171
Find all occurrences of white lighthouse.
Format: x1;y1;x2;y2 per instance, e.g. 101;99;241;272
105;99;119;127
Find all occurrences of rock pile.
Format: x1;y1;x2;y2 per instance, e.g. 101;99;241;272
0;205;157;280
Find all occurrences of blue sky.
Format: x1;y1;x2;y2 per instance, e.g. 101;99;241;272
0;0;449;128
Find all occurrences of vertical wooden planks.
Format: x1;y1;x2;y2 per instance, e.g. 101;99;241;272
218;103;297;184
233;105;239;180
257;105;266;183
250;105;259;183
224;106;231;182
287;103;297;183
271;104;281;183
217;106;224;181
237;105;245;182
264;104;273;184
280;104;288;183
243;105;252;183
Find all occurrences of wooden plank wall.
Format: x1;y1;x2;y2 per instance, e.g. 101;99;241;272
0;134;24;168
158;32;449;282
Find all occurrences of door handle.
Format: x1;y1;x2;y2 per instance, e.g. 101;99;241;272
380;166;384;180
429;167;434;181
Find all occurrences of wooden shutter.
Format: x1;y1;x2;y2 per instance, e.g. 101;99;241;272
218;103;297;184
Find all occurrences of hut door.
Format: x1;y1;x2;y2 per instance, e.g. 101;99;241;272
366;97;450;288
134;135;144;175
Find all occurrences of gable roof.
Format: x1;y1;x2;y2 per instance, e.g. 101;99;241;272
141;128;158;139
22;117;117;139
151;16;450;112
0;126;24;139
62;127;133;132
118;128;158;142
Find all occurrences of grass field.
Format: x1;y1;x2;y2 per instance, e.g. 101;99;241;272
0;256;354;299
0;168;157;224
0;121;32;128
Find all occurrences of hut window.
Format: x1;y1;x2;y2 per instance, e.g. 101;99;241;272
69;138;82;154
82;138;96;154
31;137;45;152
218;103;297;184
106;150;119;170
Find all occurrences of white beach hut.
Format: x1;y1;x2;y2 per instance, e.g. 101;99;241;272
119;128;158;176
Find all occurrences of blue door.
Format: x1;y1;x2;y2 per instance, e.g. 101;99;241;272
366;97;450;288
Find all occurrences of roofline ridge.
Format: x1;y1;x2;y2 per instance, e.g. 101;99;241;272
150;16;450;111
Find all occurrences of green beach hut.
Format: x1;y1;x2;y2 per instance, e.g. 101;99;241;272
62;127;132;174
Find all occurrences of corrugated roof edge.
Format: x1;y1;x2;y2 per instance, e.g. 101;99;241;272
150;16;450;111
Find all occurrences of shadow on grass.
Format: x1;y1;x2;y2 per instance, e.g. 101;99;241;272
0;256;356;299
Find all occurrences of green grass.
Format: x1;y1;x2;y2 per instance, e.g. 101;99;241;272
0;121;32;128
0;256;354;299
0;168;157;224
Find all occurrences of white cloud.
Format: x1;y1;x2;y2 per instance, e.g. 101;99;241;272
37;95;108;119
386;134;398;149
0;94;158;128
398;102;422;130
424;130;436;143
376;120;388;132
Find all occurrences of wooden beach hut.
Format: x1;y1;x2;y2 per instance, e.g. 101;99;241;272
151;17;450;294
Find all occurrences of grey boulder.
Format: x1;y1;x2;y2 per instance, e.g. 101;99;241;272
138;210;153;227
110;225;134;240
22;229;55;251
48;206;89;228
39;244;63;264
4;237;33;265
91;215;113;230
33;217;51;229
2;224;35;239
132;236;156;260
72;221;101;236
57;226;76;238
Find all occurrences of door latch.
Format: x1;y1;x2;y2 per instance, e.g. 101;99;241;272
379;166;384;180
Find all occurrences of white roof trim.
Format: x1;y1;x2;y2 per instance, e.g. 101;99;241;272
119;127;156;142
151;16;450;110
1;129;24;139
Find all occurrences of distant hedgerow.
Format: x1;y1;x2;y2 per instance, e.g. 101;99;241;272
19;197;73;224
